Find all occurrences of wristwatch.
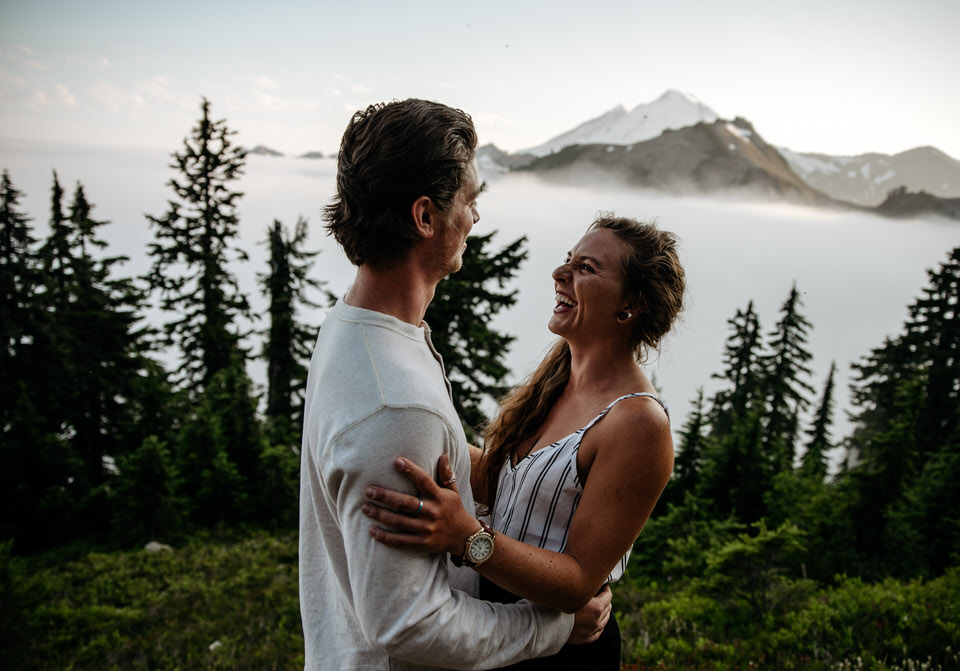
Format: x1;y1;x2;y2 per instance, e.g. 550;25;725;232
451;519;496;568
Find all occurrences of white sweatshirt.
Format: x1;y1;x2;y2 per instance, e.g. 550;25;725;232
299;299;573;670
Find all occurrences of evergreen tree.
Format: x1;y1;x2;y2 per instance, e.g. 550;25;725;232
709;301;765;435
0;170;38;378
257;442;301;528
258;217;328;446
35;180;150;477
801;361;836;481
38;171;70;299
668;387;706;504
10;173;167;549
0;172;83;550
699;301;770;522
119;358;184;465
887;441;960;576
424;231;527;435
0;170;42;438
909;247;960;457
843;247;960;577
204;360;267;516
146;97;250;393
762;284;814;473
62;183;148;486
112;435;181;543
174;389;244;527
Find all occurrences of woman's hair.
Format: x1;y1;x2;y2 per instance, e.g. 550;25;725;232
478;215;684;503
323;99;477;268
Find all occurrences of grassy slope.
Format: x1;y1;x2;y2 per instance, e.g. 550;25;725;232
3;532;302;671
4;532;959;670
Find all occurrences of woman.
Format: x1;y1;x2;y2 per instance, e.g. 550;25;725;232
362;215;685;668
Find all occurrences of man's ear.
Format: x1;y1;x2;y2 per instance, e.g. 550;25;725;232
411;196;437;238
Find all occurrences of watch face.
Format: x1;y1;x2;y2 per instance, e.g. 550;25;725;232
468;534;494;562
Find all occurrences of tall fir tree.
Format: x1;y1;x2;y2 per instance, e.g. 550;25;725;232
424;231;527;435
0;170;40;433
258;217;328;447
0;171;78;550
843;246;960;577
909;247;960;456
61;182;149;487
31;178;154;543
801;360;836;481
667;387;706;505
709;301;765;436
38;172;70;299
762;284;814;474
146;97;251;393
699;301;770;521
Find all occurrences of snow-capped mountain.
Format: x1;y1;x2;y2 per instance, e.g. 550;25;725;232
518;117;833;205
476;143;536;175
520;89;718;157
779;146;960;207
478;89;959;215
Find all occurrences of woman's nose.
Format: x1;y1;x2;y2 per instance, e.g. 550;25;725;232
552;264;569;283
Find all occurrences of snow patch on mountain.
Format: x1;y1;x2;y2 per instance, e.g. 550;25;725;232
726;122;753;142
521;90;719;157
780;145;960;206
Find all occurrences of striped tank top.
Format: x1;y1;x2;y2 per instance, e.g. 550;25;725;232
489;392;668;584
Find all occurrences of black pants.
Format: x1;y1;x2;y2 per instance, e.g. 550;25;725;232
479;576;621;670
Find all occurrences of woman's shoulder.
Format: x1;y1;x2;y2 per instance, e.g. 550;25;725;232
606;392;670;427
590;393;674;461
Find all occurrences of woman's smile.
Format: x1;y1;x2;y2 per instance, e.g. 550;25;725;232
554;290;577;313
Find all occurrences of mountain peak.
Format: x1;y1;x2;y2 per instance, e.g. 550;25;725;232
655;89;699;103
521;90;719;157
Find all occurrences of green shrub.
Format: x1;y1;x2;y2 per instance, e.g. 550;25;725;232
9;531;303;670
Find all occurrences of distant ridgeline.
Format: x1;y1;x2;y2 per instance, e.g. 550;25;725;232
476;89;960;220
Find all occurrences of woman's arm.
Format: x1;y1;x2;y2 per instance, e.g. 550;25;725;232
363;397;674;613
468;443;486;505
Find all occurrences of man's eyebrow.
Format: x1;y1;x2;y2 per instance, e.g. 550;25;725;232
476;181;488;197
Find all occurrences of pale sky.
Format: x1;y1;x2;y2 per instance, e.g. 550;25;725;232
2;0;959;158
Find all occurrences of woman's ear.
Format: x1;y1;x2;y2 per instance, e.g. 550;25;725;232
617;298;641;323
411;196;437;238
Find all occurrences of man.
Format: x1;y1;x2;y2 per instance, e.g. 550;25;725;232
299;99;606;670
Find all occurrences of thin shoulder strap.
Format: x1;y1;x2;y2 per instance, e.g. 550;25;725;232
581;392;669;433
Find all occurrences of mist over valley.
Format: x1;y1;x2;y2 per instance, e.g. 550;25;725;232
4;136;959;466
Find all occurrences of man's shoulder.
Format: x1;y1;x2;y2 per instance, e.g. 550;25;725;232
306;307;458;451
336;405;454;446
313;307;450;409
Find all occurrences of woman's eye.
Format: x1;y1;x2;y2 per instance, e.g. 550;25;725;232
580;263;594;272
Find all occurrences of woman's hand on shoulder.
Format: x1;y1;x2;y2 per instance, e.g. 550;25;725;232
363;455;479;556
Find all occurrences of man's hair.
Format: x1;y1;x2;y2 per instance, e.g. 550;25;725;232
323;99;478;267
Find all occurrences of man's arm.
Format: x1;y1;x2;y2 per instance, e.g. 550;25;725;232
326;406;573;669
363;397;675;613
